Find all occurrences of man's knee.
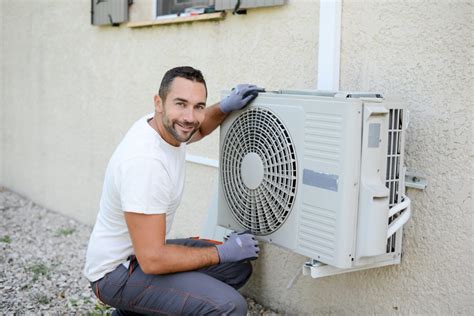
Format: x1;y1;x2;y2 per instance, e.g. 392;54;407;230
183;289;247;315
232;261;253;289
219;291;247;316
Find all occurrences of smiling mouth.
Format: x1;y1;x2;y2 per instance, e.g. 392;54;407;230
176;123;196;133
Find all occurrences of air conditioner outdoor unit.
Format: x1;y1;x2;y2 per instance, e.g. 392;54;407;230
217;90;411;275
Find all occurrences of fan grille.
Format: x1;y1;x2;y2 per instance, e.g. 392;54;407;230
221;107;298;235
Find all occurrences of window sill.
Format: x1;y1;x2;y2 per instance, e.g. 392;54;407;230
126;12;226;28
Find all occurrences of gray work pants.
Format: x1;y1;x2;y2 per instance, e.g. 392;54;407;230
90;238;252;315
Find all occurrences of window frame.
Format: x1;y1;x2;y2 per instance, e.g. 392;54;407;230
153;0;214;19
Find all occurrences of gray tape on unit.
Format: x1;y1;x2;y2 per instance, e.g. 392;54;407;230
368;123;381;148
303;169;338;192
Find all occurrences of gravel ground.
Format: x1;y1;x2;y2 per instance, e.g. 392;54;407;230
0;187;278;315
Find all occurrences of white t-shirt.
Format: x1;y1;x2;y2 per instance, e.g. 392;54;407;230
84;113;186;282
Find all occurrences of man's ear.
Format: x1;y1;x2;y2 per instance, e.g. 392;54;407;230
154;95;164;113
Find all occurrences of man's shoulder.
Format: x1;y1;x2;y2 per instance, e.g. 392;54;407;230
109;131;160;169
117;114;158;152
125;113;154;139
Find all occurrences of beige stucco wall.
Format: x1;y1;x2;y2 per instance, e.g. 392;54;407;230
1;0;472;314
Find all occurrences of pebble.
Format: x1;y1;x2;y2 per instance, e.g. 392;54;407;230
0;187;279;315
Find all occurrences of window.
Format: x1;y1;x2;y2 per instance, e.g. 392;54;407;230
154;0;286;19
155;0;215;18
126;0;286;28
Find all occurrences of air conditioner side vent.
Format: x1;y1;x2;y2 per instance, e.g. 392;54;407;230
385;107;405;253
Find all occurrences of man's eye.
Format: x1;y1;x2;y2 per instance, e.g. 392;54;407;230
176;102;185;107
196;105;205;110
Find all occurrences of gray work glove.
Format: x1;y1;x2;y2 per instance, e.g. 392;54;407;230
220;84;265;113
215;232;260;263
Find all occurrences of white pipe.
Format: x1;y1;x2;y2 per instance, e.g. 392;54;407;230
388;194;410;217
185;154;219;168
387;195;412;238
317;0;342;90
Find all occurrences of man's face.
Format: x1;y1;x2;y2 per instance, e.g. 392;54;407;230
155;77;207;146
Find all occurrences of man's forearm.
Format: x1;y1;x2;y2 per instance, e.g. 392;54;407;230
198;103;228;138
139;244;220;275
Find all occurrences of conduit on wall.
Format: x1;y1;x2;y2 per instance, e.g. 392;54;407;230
317;0;342;91
186;154;218;168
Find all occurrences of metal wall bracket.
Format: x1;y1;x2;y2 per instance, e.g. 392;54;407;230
405;171;427;190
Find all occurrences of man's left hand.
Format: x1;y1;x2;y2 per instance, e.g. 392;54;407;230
220;84;265;113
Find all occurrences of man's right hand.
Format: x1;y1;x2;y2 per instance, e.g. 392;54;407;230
219;84;265;113
216;232;260;263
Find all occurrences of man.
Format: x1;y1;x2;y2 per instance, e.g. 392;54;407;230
84;66;263;315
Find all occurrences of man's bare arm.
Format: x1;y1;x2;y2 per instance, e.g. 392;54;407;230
187;102;227;144
125;211;219;274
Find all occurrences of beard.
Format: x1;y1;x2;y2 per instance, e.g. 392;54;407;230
161;111;199;144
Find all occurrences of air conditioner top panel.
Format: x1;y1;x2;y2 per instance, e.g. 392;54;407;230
277;90;383;99
222;89;384;98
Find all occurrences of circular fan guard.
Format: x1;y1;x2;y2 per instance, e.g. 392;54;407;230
221;107;298;235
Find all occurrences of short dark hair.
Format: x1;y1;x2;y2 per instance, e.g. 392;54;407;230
158;66;207;102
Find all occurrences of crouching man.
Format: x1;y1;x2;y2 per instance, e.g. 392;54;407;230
84;66;263;315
